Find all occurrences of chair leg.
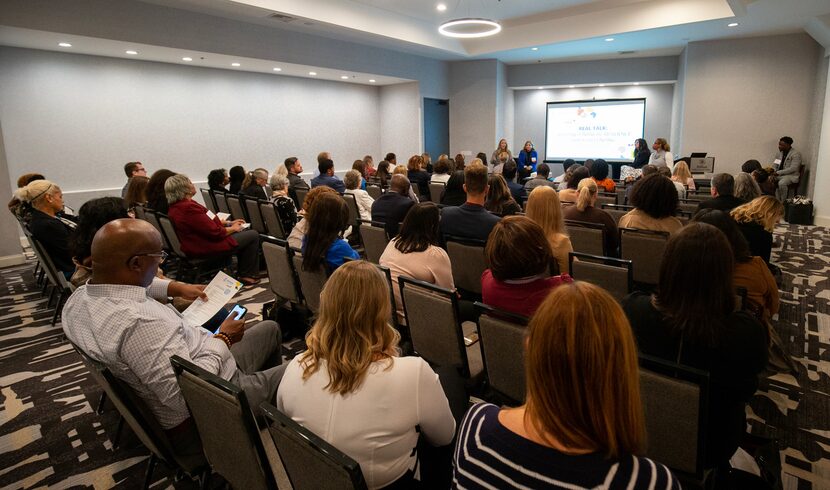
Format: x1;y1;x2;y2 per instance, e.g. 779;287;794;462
200;470;211;490
96;392;107;414
142;454;158;490
47;286;56;307
113;416;125;448
51;289;66;326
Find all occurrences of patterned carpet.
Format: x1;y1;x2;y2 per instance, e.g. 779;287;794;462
0;224;828;489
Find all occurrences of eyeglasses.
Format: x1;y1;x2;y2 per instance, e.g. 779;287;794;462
128;250;168;265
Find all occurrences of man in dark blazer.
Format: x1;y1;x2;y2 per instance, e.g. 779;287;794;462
440;161;501;243
285;157;309;207
371;174;415;237
697;173;744;213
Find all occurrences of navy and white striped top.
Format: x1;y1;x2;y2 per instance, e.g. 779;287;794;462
453;403;680;489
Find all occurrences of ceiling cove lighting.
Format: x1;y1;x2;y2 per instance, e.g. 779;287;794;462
273;67;282;71
605;38;615;42
439;18;501;38
728;22;739;27
309;71;317;76
340;75;349;79
599;84;606;87
231;62;241;67
568;85;575;88
125;50;138;55
436;3;447;11
58;42;72;47
369;79;376;83
182;57;193;61
531;47;539;51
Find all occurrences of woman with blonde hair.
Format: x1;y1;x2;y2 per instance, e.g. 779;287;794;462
525;186;573;272
648;137;674;168
18;179;77;278
563;178;619;255
277;260;455;489
455;282;677;488
671;160;696;190
491;138;513;166
731;195;784;264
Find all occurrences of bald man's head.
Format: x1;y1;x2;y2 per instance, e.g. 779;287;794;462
90;219;164;287
390;174;411;195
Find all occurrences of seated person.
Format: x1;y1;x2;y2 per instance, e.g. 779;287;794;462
165;174;261;285
18;179;77;278
287;186;338;250
284;157;310;207
63;219;285;455
207;168;229;192
380;203;454;321
730;195;784;265
310;158;346;193
121;161;147;199
671;160;696;191
8;172;45;224
658;165;686;199
554;161;577;189
481;216;572;318
277;261;455;489
697;173;744;213
489;151;509;175
619;174;683;234
440;170;467;207
241;168;270;201
501;161;525;205
456;281;678;489
523;163;557;193
69;197;130;287
344;169;374;221
228;165;245;194
562;178;619;256
407;155;431;201
301;192;359;273
268;174;299;236
440;162;501;243
590;159;616;192
371;174;415;237
734;172;762;203
623;223;766;468
484;174;521;216
558;166;590;203
430;158;452;185
145;169;176;214
525;186;573;273
124;175;149;212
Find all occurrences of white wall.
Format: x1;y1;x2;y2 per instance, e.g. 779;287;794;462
680;34;823;176
513;84;676;162
449;60;500;157
508;56;679;87
0;47;392;211
811;58;830;226
380;82;422;159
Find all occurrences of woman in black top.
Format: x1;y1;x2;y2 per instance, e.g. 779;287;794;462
19;180;77;278
440;171;467;207
207;168;229;192
406;155;431;201
730;195;783;264
622;223;767;468
484;174;521;216
228;165;245;194
631;138;651;168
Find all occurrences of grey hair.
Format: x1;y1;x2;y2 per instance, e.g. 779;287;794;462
165;174;193;204
733;172;761;202
270;174;289;192
343;169;362;190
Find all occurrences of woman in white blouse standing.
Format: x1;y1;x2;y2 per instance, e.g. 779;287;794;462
343;169;374;221
649;137;674;169
277;260;456;489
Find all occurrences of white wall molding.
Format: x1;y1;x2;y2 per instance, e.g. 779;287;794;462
0;253;26;268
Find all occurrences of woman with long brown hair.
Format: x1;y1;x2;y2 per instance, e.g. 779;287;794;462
277;260;455;489
301;192;359;273
484;174;521;216
455;281;677;488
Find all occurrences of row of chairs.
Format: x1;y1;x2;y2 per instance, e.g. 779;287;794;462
201;189;294;239
21;226;75;325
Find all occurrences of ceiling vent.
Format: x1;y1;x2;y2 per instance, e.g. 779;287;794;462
268;13;297;22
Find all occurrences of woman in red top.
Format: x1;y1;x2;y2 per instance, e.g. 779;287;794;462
165;174;260;285
481;216;572;318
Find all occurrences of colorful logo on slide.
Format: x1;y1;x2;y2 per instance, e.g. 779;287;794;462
576;107;597;119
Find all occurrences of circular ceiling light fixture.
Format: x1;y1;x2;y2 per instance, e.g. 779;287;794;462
439;18;501;38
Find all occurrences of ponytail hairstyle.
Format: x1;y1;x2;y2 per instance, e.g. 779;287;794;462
576;177;598;212
241;171;255;189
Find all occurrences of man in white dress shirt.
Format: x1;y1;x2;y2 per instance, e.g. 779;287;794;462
63;219;284;452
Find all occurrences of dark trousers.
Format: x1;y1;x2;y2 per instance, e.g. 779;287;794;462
232;229;260;277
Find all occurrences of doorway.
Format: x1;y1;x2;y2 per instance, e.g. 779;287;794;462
423;98;449;158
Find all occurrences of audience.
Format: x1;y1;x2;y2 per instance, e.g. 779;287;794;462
440;170;467;207
484;174;521;216
121;161;147;199
623;223;766;467
19;179;77;278
619;174;683;234
407;155;431;201
63;218;284;457
228;165;246;194
430;158;452;184
525;186;573;273
456;281;677;488
268;174;299;235
287;186;338;250
658;165;686;199
671;160;696;191
385;152;397;166
351;159;367;181
481;216;571;317
165;174;260;285
310;158;346;193
371;174;415;237
301;192;359;273
9;172;46;224
730;195;784;264
145;169;176;214
277;260;455;489
558;166;591;203
590;159;616;192
375;161;392;188
68;197;130;287
554;162;580;190
284;157;310;207
344;169;374;221
123;175;149;211
421;152;433;173
363;155;376;177
207;168;229;192
476;152;488;168
734;172;762;203
697;173;744;212
562;178;619;256
440;162;500;243
241;168;270;200
523;162;557;193
454;153;466;171
502;161;526;204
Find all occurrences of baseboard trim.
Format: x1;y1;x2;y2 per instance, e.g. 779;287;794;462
814;215;830;227
0;254;27;268
19;236;29;248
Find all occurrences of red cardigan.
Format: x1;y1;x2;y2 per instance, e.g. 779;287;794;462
481;269;573;318
167;199;237;257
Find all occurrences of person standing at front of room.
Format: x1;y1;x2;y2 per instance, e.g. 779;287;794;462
773;136;802;202
517;140;538;182
648;138;674;169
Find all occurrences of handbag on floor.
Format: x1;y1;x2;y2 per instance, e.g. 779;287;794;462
784;197;813;225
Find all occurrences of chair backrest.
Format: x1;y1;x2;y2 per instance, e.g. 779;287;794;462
227;194;247;221
600;203;631;225
366;184;382;200
262;238;302;303
157;213;186;257
564;220;606;256
261;403;367;490
410;183;420;198
615;188;627;205
619;228;670;286
244;198;267;234
677;200;700;215
295;188;309;211
475;302;528;405
214;191;231;214
429;182;445;203
143;209;165;238
445;237;487;295
133;204;146;220
358;220;389;264
28;233;72;291
260;201;286;239
171;356;277;490
292;251;327;314
596;194;616;207
201;188;217;213
398;276;469;375
341;193;360;228
638;355;709;479
568;252;633;302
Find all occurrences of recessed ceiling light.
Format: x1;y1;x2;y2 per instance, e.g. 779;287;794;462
598;84;606;87
182;57;193;61
633;82;640;86
728;22;739;27
369;79;376;83
231;62;241;67
605;38;615;42
273;67;282;72
309;71;317;76
531;47;539;51
58;42;72;47
568;85;575;88
537;86;544;90
341;75;349;80
436;3;447;11
125;50;138;55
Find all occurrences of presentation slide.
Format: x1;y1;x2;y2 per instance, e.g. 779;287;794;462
545;99;645;161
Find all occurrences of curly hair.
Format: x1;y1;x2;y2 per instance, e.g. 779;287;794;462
69;197;129;261
629;174;678;219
